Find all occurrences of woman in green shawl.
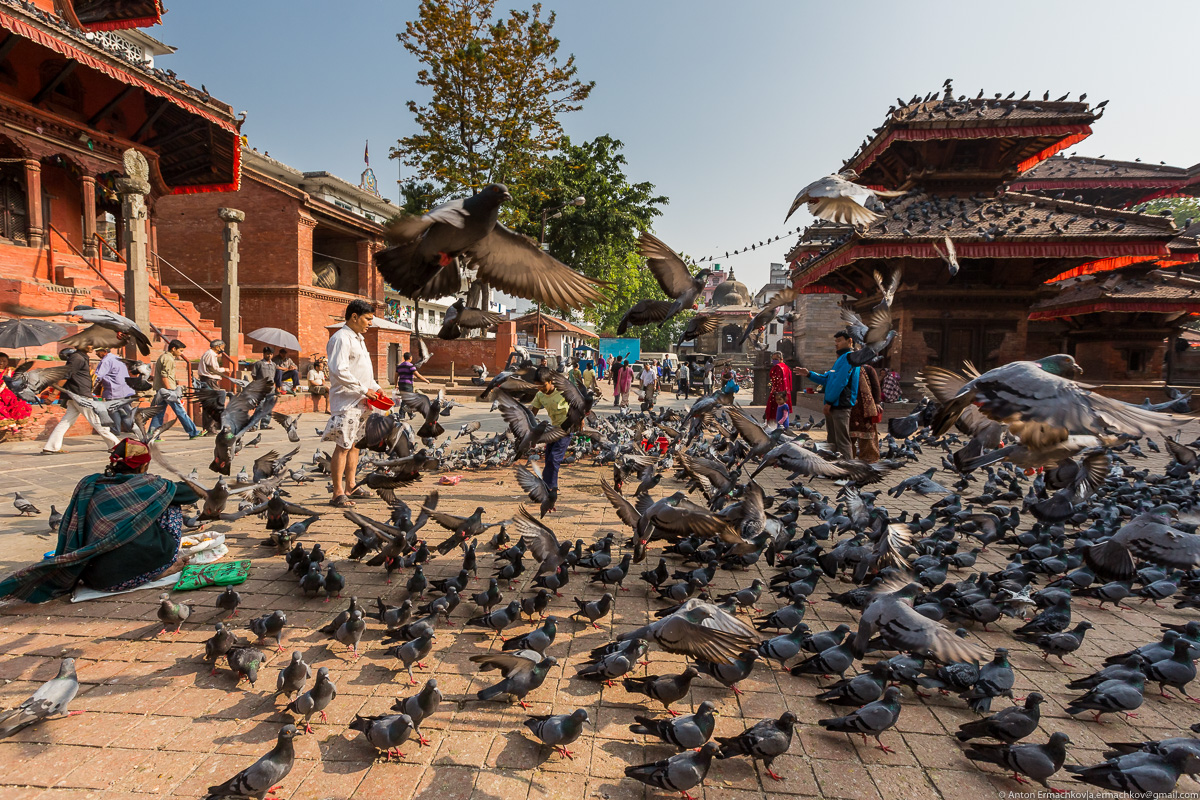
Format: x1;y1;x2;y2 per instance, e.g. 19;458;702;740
0;439;200;603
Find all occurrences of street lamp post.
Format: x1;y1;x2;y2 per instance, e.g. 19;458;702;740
536;195;585;347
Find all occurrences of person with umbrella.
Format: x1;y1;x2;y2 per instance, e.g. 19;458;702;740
0;352;30;440
151;340;203;439
322;299;384;508
43;344;120;454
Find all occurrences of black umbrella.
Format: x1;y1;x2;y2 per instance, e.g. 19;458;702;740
0;318;67;350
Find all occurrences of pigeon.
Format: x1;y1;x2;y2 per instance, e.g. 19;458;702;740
468;600;522;634
299;561;325;598
790;634;855;680
695;650;759;695
622;667;699;715
617;232;711;332
156;593;192;636
755;624;809;667
0;657;80;739
815;662;890;707
1145;638;1200;701
630;700;718;750
571;593;614;629
1086;510;1200;580
818;685;903;752
1066;672;1145;722
329;608;366;660
785;171;903;227
956;692;1045;743
350;712;415;761
226;646;264;687
523;708;590;760
623;741;719;800
12;492;39;516
618;598;760;665
960;647;1015;714
1026;622;1092;667
46;504;61;531
285;667;337;734
471;650;557;709
248;610;287;653
324;563;346;600
389;633;435;684
391;678;442;746
715;712;798;782
203;623;243;673
577;639;649;686
275;652;311;700
204;724;296;800
851;582;988;662
503;616;558;655
965;732;1071;790
1068;748;1193;795
216;587;242;618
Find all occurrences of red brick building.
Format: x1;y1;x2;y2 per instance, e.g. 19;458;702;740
155;148;407;382
788;88;1197;385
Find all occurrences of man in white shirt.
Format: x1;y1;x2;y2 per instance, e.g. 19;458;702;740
198;339;228;431
322;299;383;507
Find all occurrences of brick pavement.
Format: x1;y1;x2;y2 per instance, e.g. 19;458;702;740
0;404;1199;799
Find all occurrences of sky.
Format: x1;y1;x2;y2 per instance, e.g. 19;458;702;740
155;1;1200;294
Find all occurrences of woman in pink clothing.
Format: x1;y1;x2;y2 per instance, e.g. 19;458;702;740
614;359;634;407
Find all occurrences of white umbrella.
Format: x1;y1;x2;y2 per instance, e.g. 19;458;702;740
247;327;300;351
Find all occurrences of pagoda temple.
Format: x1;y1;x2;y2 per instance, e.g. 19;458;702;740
788;86;1199;386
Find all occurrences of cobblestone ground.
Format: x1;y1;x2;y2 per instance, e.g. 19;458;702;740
0;402;1199;799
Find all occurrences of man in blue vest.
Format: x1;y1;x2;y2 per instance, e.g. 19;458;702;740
797;330;859;458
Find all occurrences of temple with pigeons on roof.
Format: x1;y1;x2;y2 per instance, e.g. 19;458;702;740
786;82;1200;391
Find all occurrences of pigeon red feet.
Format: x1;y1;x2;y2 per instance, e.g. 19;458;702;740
593;623;602;630
766;767;785;781
555;745;575;759
518;700;531;710
437;252;453;267
323;598;331;603
620;587;630;592
1124;712;1140;719
875;739;895;754
604;680;616;688
303;723;314;734
319;711;328;723
730;685;744;696
667;709;681;717
1011;773;1029;785
417;734;432;747
66;710;84;717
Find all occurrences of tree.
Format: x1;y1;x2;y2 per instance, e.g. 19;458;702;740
509;135;669;332
397;179;442;216
393;0;593;197
1135;197;1200;228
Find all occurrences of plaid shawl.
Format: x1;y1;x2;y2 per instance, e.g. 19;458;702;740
0;473;175;603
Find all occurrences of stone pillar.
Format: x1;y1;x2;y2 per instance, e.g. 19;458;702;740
23;159;42;250
81;175;97;259
116;149;151;357
356;238;373;300
218;208;244;366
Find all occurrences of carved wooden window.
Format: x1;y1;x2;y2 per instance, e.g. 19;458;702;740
0;170;28;244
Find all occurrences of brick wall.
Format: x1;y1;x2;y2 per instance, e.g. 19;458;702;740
421;322;515;377
792;293;846;368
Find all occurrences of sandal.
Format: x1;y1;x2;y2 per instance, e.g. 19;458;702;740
349;488;371;499
330;495;356;508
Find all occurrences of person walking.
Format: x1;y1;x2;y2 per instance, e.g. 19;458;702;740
394;351;425;394
93;346;136;435
615;360;634;407
197;339;228;431
676;360;691;399
43;344;120;454
150;340;202;438
796;330;859;458
529;366;570;512
702;359;714;395
849;363;882;462
580;361;598;394
596;355;606;381
764;351;794;427
323;299;384;508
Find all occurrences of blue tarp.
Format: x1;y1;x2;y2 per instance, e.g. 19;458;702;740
599;337;641;364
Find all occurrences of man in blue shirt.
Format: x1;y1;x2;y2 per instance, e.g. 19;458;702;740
93;346;136;434
797;330;859;458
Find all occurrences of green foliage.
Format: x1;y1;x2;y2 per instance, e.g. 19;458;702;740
393;0;593;195
1134;197;1200;228
398;180;442;215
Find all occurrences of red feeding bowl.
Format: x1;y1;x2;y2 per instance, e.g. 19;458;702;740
366;394;394;411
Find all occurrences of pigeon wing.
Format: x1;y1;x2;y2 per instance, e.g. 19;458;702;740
469;224;605;310
637;232;700;299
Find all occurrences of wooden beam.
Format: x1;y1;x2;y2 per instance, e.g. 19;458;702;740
133;100;170;142
146;119;205;149
87;85;136;127
0;34;19;66
31;61;77;106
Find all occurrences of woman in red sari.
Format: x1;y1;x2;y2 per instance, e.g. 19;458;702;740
763;351;793;426
0;352;31;440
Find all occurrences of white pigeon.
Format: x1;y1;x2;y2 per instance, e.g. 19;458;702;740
785;170;904;227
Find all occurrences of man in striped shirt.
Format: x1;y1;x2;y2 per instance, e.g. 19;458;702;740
394;351;426;394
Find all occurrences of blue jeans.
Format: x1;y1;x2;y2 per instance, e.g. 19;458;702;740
245;392;277;431
107;401;134;435
542;434;571;490
151;396;200;437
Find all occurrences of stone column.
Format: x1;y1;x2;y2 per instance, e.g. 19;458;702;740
116;149;151;358
356;238;373;300
23;159;42;250
218;207;244;366
81;175;97;259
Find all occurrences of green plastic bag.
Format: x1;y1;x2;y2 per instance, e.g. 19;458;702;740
173;559;250;591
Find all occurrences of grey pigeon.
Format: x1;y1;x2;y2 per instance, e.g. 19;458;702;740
524;708;590;760
204;723;296;800
571;593;613;629
471;649;557;709
960;647;1014;714
156;592;192;636
755;624;808;667
13;491;39;516
248;610;287;653
966;732;1071;790
624;741;719;798
502;616;558;655
790;633;856;680
1068;748;1192;795
618;598;759;665
285;666;337;733
299;561;325;598
226;646;264;687
622;666;699;715
468;600;521;633
216;587;241;618
715;711;798;782
819;685;903;752
816;662;889;707
1026;621;1092;667
1086;510;1200;580
391;678;442;746
1146;638;1199;701
204;623;243;674
695;650;759;695
631;700;718;750
275;652;310;700
330;608;366;660
350;712;414;761
853;582;989;662
0;657;80;739
47;504;61;531
1067;672;1145;722
577;639;649;686
956;692;1044;743
389;633;435;685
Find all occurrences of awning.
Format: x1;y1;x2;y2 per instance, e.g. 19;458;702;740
63;0;163;32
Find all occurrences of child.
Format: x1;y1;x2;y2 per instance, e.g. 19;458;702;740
722;371;739;396
773;391;791;430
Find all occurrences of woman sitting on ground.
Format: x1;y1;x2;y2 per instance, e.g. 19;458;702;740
0;439;200;603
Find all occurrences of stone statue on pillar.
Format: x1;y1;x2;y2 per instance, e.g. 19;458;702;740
218;207;244;365
117;148;151;358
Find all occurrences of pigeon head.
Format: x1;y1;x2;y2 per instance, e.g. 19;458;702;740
1024;692;1044;707
571;709;591;725
697;742;721;757
1047;732;1071;747
1036;354;1083;379
881;686;903;702
777;711;798;730
278;724;297;741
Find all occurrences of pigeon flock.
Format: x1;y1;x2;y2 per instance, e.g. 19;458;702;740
4;186;1200;797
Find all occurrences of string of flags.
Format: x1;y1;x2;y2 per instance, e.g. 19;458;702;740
694;228;803;263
